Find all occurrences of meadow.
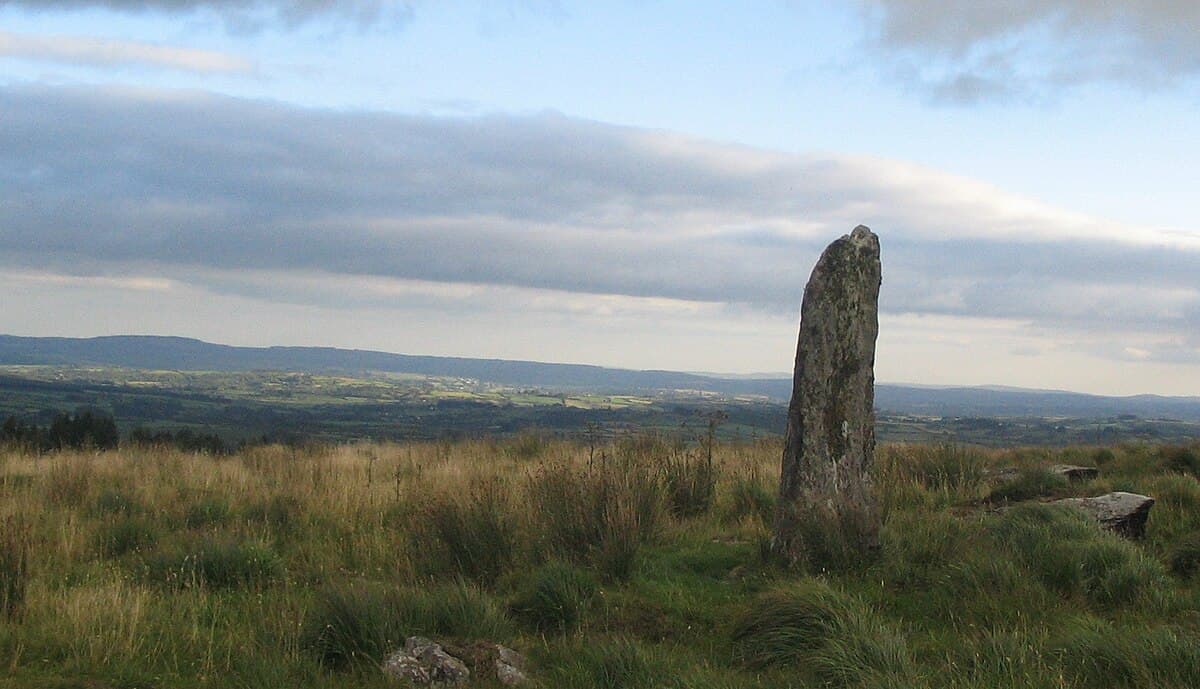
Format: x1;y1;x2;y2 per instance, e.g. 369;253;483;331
1;435;1200;688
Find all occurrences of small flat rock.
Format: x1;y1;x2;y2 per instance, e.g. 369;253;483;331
445;641;528;686
987;465;1099;484
383;637;470;686
1053;492;1155;539
986;467;1022;483
1050;465;1100;482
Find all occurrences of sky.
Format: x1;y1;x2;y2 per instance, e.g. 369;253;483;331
1;1;1198;396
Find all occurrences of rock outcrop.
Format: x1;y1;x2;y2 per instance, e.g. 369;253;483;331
1050;464;1100;482
446;641;528;686
383;637;470;686
1053;492;1155;539
383;638;527;686
987;464;1100;484
773;225;882;563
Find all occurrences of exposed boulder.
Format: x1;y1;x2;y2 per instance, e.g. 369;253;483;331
1050;464;1100;482
986;464;1099;484
445;641;528;686
774;225;882;563
383;637;470;686
1053;492;1155;539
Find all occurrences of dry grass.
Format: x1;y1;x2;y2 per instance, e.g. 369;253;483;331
0;437;1197;688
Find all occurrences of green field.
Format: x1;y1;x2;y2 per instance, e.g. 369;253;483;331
1;438;1199;688
4;366;1200;448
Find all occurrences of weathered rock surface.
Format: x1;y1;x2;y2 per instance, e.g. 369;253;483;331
445;641;528;686
383;637;470;685
987;464;1099;484
1053;492;1155;538
774;225;882;562
1050;464;1100;482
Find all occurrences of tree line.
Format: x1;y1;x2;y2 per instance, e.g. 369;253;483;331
1;409;227;454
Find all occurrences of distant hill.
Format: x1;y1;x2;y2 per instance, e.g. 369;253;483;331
3;334;1199;420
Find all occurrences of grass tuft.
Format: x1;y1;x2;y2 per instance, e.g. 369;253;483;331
1055;618;1200;689
986;467;1069;503
731;579;915;686
660;447;719;519
184;497;232;529
419;478;517;584
142;537;283;589
551;637;660;689
1167;532;1200;579
0;516;31;619
95;517;158;557
991;504;1168;608
301;581;403;670
528;456;662;581
509;560;598;633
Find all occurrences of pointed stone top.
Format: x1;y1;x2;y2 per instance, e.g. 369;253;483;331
848;225;876;247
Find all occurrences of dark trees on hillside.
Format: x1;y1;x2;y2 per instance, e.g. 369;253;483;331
1;409;119;451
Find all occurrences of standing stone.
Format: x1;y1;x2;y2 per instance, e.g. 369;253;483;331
773;226;882;566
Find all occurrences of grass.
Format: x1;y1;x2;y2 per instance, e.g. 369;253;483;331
509;560;598;633
0;438;1198;688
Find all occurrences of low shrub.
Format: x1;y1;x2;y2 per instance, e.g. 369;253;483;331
301;581;404;670
944;630;1057;689
243;494;302;536
1055;618;1200;688
550;637;659;689
528;457;662;581
725;475;775;525
45;455;95;507
775;503;880;574
143;538;282;589
509;561;598;633
1143;475;1200;547
0;516;30;619
184;497;231;529
659;448;719;519
418;479;517;584
879;510;970;590
92;489;143;516
1159;444;1200;477
991;505;1168;608
906;444;987;492
301;579;512;671
1167;532;1200;579
412;579;513;640
504;429;548;460
731;579;914;686
986;468;1069;504
96;517;158;557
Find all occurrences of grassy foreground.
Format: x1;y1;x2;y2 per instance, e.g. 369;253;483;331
1;436;1199;688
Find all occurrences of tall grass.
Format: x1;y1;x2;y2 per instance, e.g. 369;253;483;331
731;579;916;686
0;438;1197;688
418;478;518;584
527;454;663;580
0;516;31;619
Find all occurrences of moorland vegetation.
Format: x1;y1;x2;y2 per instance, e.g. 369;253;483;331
1;436;1199;688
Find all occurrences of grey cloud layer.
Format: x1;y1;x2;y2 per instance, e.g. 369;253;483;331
856;0;1200;102
1;85;1197;358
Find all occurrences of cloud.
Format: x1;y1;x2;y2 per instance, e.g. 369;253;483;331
0;0;414;30
0;29;253;73
0;84;1197;366
854;0;1200;102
